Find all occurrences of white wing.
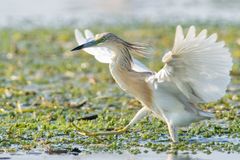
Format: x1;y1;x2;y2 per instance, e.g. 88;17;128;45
152;25;232;103
74;29;150;72
132;59;150;72
74;29;112;63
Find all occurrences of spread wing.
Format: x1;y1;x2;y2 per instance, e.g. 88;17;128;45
150;25;232;103
74;29;150;72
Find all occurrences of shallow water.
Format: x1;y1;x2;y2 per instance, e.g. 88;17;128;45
0;151;239;160
1;0;240;27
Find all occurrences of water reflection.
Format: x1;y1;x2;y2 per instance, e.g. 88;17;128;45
168;154;205;160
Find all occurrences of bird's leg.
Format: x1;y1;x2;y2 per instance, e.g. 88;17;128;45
118;106;150;132
73;107;149;137
167;123;179;143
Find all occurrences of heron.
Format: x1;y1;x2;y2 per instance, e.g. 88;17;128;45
71;26;232;142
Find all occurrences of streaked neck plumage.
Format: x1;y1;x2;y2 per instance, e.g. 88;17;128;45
110;45;132;70
108;44;153;108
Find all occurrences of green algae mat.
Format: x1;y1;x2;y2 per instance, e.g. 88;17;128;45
0;24;240;156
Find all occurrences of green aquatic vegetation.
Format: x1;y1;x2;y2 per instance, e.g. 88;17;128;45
0;23;240;154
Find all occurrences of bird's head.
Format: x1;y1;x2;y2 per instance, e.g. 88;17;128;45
71;32;153;57
71;32;121;51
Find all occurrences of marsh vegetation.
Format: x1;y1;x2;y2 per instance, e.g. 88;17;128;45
0;24;240;159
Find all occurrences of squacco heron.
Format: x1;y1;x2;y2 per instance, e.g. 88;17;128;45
71;26;232;142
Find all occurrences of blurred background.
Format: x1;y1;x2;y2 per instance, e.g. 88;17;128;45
0;0;240;160
1;0;240;27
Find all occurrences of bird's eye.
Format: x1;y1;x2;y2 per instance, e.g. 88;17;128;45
95;35;106;43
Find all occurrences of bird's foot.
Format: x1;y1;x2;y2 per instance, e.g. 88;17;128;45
170;140;179;144
113;126;128;134
71;122;99;137
72;122;128;139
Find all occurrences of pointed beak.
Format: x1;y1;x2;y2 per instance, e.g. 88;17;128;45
71;40;97;51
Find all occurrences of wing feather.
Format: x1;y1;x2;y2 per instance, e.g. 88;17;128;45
153;25;232;103
173;25;184;52
74;29;85;44
185;26;196;40
84;29;94;38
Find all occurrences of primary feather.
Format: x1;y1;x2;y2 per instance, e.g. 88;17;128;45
152;25;232;103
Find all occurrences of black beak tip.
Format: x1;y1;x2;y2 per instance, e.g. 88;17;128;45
71;48;76;52
71;40;95;52
71;46;80;52
71;45;82;52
